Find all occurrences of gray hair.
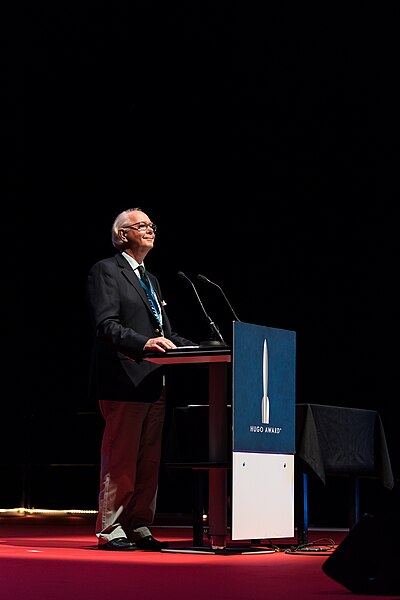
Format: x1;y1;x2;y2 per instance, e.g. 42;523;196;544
111;207;142;249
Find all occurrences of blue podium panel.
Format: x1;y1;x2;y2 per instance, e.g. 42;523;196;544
233;321;296;454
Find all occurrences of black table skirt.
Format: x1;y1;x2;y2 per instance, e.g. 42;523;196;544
295;403;394;489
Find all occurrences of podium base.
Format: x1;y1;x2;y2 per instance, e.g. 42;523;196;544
161;545;275;555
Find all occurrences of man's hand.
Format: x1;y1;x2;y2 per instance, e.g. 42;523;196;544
144;337;177;353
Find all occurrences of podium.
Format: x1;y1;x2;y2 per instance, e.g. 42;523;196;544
145;321;296;553
145;345;231;550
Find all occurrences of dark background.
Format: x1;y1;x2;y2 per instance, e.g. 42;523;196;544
3;4;399;525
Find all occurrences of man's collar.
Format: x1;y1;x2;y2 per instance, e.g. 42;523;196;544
121;251;143;271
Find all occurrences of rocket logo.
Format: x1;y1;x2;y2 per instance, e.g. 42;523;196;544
261;339;270;424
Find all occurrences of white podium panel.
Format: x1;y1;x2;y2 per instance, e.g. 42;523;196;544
231;452;294;541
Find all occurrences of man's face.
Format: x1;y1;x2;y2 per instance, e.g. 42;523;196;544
120;211;156;254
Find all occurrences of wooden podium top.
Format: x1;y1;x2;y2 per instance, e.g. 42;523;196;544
144;345;231;365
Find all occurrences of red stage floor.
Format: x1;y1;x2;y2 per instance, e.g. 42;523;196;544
0;515;396;600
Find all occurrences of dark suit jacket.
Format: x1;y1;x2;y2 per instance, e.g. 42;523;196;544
87;253;195;402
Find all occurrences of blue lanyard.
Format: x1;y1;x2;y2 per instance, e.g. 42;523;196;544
138;276;163;333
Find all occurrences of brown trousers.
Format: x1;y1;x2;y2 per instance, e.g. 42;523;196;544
96;391;166;542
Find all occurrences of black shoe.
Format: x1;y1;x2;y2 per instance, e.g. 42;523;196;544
135;535;169;551
98;537;137;551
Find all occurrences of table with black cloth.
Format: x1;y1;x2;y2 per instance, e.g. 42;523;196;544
295;404;394;544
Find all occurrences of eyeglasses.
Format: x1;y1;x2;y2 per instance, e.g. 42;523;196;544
122;222;157;233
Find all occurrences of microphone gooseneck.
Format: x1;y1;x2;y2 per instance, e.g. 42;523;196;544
177;271;226;346
197;274;241;322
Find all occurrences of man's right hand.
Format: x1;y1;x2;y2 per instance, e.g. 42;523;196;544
144;337;177;353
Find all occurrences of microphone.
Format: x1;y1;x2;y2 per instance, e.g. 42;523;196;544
197;274;241;322
177;271;227;346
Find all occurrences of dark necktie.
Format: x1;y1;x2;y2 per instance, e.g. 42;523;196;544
138;265;151;289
